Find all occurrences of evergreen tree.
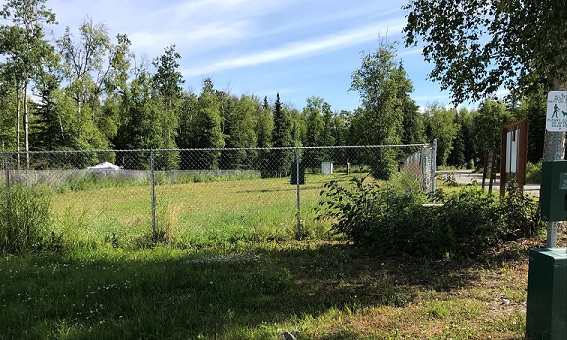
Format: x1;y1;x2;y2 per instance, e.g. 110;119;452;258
263;93;292;177
114;68;177;169
151;44;183;167
332;110;349;165
176;91;198;170
192;78;224;169
32;71;66;151
152;45;183;110
400;79;425;145
0;76;17;151
176;91;198;149
256;95;273;148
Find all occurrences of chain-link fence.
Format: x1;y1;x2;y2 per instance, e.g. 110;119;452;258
0;143;435;246
402;139;437;192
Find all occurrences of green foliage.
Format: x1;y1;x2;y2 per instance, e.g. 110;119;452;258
404;1;567;103
316;174;428;252
152;44;184;109
526;161;542;183
302;96;326;168
0;184;52;254
447;112;467;168
349;40;413;179
317;177;542;259
223;95;258;169
256;95;273;148
500;181;541;239
263;93;293;178
520;93;546;163
423;104;458;166
471;98;510;162
191;79;225;169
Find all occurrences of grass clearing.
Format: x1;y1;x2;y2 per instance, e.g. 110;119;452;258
3;237;563;339
49;173;349;247
1;174;565;339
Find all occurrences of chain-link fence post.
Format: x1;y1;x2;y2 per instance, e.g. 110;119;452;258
295;147;301;240
150;150;157;242
431;139;437;192
4;153;9;189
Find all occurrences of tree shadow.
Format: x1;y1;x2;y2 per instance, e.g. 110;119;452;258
0;241;529;339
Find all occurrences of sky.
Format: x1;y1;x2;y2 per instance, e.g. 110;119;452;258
10;0;456;111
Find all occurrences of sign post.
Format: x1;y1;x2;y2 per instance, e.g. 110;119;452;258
544;91;567;248
546;91;567;132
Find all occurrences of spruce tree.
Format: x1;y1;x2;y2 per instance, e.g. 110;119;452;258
263;93;292;177
192;78;224;169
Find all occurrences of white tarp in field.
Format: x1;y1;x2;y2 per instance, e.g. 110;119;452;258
88;162;121;170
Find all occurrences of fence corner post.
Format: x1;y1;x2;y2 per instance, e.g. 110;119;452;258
431;139;437;193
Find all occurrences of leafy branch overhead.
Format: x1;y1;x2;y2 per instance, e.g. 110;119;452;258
404;0;567;103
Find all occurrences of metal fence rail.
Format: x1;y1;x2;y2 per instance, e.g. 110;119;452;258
1;143;435;244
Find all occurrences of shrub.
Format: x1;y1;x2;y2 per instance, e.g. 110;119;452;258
0;184;52;254
499;181;542;239
525;161;542;183
316;173;429;252
317;175;543;259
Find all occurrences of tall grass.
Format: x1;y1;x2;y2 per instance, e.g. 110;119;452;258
0;184;52;254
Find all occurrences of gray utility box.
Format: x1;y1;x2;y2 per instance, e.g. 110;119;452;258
526;248;567;340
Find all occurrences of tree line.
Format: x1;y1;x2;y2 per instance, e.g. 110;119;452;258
0;0;547;178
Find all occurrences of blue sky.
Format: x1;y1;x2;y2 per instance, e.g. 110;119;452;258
42;0;453;111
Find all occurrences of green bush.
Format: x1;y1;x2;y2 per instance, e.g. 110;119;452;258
526;161;542;183
500;181;541;239
317;176;542;259
0;184;52;254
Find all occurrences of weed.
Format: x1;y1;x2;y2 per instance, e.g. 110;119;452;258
0;184;52;254
154;203;181;245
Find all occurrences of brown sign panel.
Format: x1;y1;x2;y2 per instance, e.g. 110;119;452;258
500;119;529;196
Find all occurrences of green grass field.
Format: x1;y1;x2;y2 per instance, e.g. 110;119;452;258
49;173;346;248
2;173;563;339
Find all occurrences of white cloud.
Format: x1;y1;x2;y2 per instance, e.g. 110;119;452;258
183;20;406;77
129;21;250;51
399;48;423;57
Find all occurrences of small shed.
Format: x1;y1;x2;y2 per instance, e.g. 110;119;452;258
321;161;333;175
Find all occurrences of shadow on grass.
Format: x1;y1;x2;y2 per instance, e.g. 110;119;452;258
0;241;529;339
